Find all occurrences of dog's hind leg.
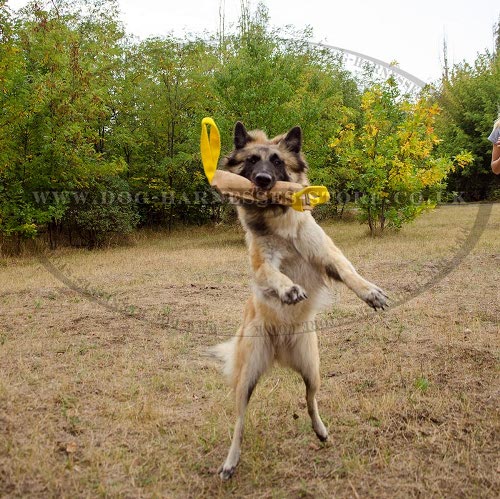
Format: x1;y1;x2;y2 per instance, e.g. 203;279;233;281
287;332;328;442
219;333;272;480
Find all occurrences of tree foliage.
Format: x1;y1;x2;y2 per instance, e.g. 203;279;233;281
65;176;140;249
0;0;126;243
431;30;500;200
329;78;472;234
212;6;360;179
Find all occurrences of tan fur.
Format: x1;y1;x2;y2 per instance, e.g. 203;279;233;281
211;124;388;480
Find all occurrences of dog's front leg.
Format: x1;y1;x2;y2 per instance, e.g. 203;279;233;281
250;242;307;305
297;218;388;310
324;246;388;310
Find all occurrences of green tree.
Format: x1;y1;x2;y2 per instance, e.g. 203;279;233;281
107;36;219;229
0;0;126;247
330;78;472;235
213;5;360;179
432;50;500;200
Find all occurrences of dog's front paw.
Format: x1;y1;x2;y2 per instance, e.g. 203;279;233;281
280;284;308;305
362;284;388;311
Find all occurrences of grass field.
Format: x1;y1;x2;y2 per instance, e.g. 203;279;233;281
0;204;498;498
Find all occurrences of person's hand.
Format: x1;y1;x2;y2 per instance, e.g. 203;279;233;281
496;138;500;146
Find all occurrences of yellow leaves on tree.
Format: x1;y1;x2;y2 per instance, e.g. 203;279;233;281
329;80;473;234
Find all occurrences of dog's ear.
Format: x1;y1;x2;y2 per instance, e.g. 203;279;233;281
234;121;251;149
283;126;302;153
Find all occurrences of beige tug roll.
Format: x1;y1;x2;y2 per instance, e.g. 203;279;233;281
210;170;313;210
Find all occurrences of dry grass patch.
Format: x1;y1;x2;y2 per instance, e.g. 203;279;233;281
0;204;499;497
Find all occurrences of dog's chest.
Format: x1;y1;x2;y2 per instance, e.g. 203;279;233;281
264;208;302;238
281;251;318;286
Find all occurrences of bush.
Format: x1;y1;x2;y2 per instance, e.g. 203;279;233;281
66;177;140;249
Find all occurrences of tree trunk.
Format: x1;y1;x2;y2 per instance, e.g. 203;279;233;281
380;198;386;233
340;199;346;218
367;205;374;236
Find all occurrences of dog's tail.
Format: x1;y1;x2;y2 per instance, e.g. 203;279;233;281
205;337;237;383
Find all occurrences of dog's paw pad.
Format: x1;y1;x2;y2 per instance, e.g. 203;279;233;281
281;285;308;305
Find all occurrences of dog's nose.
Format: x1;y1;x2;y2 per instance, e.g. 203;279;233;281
254;172;273;190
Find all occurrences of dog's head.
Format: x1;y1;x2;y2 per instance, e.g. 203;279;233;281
222;122;309;191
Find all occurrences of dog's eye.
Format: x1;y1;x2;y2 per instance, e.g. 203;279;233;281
271;155;283;167
248;155;260;164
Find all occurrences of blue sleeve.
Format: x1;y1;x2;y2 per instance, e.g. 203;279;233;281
488;127;500;144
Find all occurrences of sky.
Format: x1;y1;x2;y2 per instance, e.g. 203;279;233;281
7;0;500;84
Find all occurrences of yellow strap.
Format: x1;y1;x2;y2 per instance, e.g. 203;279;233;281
200;117;221;184
291;186;330;212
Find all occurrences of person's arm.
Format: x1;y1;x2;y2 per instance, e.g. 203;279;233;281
491;140;500;175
